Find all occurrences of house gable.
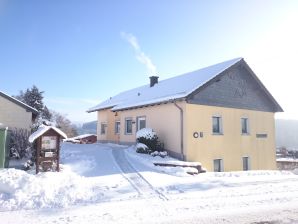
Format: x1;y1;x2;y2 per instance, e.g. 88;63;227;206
187;60;283;112
0;92;38;116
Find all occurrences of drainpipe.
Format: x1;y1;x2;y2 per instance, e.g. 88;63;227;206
173;101;184;161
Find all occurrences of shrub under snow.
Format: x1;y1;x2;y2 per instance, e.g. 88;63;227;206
150;151;168;158
136;128;158;154
136;143;149;154
136;128;157;139
136;128;164;154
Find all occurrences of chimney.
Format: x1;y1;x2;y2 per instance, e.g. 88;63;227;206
149;76;159;87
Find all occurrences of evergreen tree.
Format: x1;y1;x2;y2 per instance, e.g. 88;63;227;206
15;85;44;116
42;106;52;121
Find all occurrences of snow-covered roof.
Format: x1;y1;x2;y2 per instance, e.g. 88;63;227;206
88;57;242;112
29;125;67;143
0;91;38;115
67;134;97;141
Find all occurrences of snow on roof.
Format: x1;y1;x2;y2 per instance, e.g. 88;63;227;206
66;134;97;141
29;125;67;143
88;57;242;112
0;91;38;114
74;134;97;139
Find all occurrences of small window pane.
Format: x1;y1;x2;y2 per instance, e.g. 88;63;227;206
243;157;250;171
241;118;248;134
214;159;223;172
100;123;106;135
115;122;120;134
212;116;221;133
125;119;132;134
138;117;146;131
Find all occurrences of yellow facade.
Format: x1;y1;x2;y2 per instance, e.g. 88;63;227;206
96;102;277;171
97;102;185;156
185;104;276;171
0;95;33;130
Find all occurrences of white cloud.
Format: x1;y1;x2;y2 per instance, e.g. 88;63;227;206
121;32;157;75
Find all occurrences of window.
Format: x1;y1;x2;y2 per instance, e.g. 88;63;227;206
256;134;267;138
214;159;224;172
100;123;106;135
137;117;146;131
212;116;222;134
243;157;250;171
241;118;249;134
125;118;132;134
115;121;120;134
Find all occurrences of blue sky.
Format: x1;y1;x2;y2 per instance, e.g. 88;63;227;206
0;1;297;122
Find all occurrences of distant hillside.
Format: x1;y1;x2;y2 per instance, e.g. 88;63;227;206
77;121;97;135
275;119;298;149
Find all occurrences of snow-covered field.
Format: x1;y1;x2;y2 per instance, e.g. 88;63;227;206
1;143;298;223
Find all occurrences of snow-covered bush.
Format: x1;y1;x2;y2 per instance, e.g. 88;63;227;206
136;143;150;154
9;128;32;159
136;128;164;154
150;151;168;158
136;128;158;153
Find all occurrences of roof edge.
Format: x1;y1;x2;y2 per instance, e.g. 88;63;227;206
186;58;283;113
0;91;39;115
240;60;283;112
112;97;186;112
186;58;243;99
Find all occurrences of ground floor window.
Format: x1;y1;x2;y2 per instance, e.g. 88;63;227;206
115;121;120;134
125;118;132;134
214;159;224;172
137;117;146;131
100;123;107;135
243;156;250;171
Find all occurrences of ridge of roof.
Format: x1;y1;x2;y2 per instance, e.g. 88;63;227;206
87;57;242;112
0;91;39;115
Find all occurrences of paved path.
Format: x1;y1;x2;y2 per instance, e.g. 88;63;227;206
112;148;168;200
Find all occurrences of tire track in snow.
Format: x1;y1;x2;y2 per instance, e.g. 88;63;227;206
112;148;168;201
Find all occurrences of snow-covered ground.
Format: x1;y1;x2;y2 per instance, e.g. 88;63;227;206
1;143;298;223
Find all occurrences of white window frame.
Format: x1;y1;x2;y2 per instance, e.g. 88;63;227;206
212;116;223;135
241;117;250;135
137;116;146;131
125;118;133;135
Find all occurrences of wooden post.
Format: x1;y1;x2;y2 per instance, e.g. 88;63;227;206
57;136;60;172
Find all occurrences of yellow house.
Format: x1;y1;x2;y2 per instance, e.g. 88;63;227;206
0;91;38;130
88;58;283;171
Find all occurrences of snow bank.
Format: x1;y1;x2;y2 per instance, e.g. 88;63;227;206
126;146;194;177
0;167;97;211
0;143;138;211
